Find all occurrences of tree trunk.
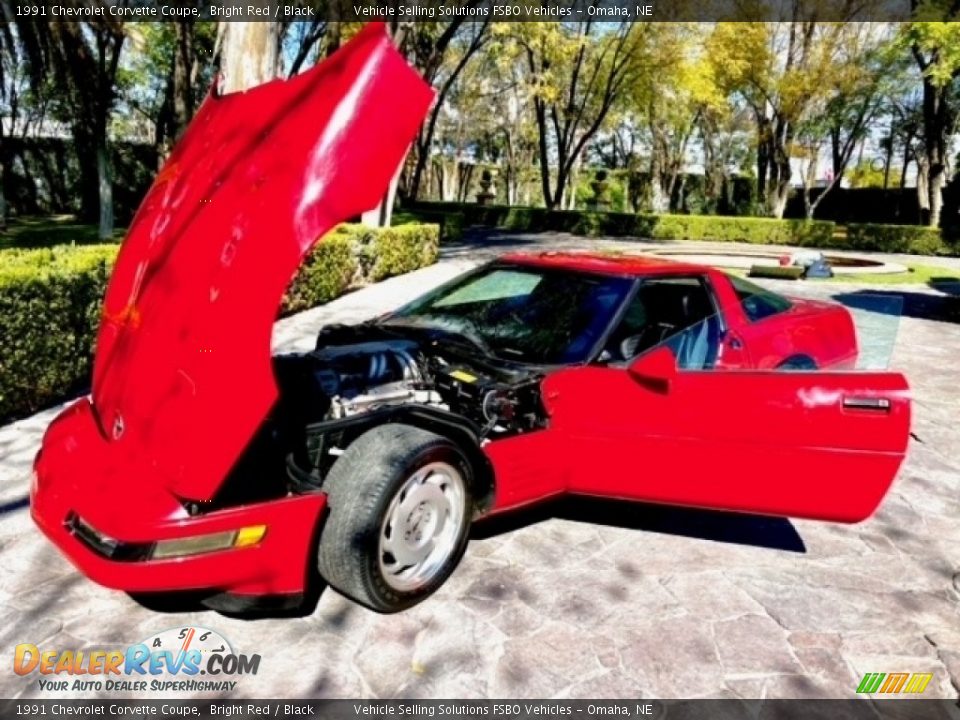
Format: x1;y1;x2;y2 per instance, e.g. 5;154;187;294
928;167;947;228
97;138;113;239
768;182;791;219
219;22;279;94
506;166;518;206
0;161;6;232
766;151;791;219
533;99;555;210
916;156;930;221
457;163;475;203
73;127;100;223
155;72;175;163
801;159;815;220
700;115;723;214
649;140;669;214
172;20;196;136
552;162;569;211
0;125;7;232
900;139;912;192
765;117;792;219
913;44;956;227
882;136;893;189
564;155;581;211
440;160;454;201
407;23;489;202
756;114;771;203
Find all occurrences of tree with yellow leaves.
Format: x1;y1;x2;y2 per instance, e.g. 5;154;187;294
900;11;960;227
511;21;649;210
707;12;888;219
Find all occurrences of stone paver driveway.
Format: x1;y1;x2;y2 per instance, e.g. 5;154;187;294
1;232;958;700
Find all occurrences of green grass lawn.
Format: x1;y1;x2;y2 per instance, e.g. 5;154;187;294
730;263;960;286
0;215;125;250
826;263;960;286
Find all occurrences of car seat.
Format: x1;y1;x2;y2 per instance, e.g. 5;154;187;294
673;319;710;369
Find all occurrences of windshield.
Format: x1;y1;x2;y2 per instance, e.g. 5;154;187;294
385;263;633;364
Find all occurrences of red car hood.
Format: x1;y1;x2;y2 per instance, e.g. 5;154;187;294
90;22;434;501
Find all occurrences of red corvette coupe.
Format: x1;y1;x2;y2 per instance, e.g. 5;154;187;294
31;23;910;615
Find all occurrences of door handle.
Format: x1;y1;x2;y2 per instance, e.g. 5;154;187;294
843;396;891;412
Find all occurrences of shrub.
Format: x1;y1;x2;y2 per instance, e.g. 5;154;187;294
343;223;439;282
405;201;835;247
395;209;463;243
410;201;960;255
0;223;440;422
0;245;118;422
282;234;357;314
648;214;836;246
846;223;951;256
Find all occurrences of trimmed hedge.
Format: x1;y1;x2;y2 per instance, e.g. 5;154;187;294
645;214;835;246
282;234;357;314
846;223;954;256
335;222;440;283
0;245;117;423
0;222;440;422
406;201;960;256
404;202;836;248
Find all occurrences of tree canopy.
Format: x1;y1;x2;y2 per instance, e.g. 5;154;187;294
2;18;959;231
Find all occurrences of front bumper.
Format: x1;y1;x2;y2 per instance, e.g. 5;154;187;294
31;399;327;598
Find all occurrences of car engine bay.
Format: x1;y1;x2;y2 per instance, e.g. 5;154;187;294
306;335;545;431
246;324;550;499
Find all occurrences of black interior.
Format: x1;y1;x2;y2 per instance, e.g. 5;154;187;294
604;277;721;369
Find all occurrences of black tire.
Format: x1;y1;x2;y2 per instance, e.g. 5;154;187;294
777;355;817;371
316;424;473;613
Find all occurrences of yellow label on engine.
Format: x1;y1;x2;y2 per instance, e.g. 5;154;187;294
449;369;478;384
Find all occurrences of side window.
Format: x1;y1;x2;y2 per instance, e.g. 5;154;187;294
729;275;792;322
603;276;721;369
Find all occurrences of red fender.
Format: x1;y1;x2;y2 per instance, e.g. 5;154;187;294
90;22;434;501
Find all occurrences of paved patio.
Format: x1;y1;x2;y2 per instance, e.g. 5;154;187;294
1;231;958;700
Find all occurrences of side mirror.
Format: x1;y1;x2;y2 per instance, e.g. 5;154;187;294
627;345;677;393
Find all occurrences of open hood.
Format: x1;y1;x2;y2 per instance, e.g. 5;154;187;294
90;23;434;501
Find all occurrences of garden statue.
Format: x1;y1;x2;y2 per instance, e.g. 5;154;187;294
476;168;497;205
589;169;611;211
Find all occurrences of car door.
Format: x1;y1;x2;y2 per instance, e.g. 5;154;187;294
541;334;910;523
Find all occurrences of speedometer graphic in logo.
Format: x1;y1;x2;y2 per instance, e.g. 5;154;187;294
139;626;232;676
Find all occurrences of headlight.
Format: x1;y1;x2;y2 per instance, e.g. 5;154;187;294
151;525;267;559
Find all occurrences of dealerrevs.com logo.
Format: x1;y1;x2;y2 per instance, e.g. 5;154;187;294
14;626;260;693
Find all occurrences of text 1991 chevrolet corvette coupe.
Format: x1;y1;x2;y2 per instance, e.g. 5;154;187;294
31;23;910;615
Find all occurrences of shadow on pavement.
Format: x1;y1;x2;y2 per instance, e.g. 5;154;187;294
440;228;676;260
0;496;29;516
127;574;327;620
929;277;960;296
472;495;807;553
834;289;960;324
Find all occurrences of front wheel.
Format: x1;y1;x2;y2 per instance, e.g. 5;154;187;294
316;424;472;613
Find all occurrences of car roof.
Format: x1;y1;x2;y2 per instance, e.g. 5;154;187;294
499;251;714;278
